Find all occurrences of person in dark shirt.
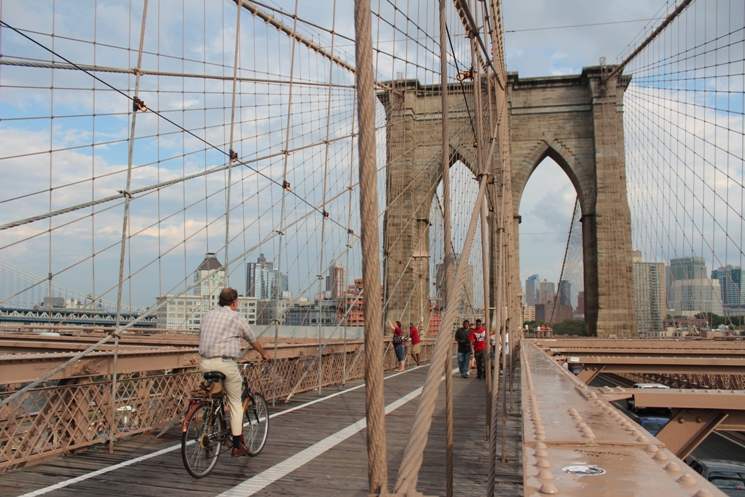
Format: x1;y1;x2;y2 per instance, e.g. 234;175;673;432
454;319;471;378
390;321;406;371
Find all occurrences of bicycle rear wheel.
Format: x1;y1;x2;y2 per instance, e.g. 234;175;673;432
181;402;225;478
243;393;269;456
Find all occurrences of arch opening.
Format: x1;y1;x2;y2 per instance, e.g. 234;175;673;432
519;156;586;334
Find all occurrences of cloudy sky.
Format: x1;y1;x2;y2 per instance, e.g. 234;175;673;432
4;0;739;314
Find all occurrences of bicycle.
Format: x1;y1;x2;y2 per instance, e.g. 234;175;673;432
181;362;270;478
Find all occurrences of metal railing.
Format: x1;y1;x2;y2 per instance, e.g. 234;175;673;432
0;339;433;472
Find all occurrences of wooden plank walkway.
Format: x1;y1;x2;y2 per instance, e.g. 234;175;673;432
0;362;522;497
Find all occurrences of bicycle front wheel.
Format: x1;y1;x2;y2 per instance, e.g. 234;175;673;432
181;402;225;478
243;393;269;456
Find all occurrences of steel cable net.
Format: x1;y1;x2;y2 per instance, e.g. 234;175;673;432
622;0;745;330
0;0;513;489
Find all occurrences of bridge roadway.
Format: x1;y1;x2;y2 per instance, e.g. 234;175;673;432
0;363;523;497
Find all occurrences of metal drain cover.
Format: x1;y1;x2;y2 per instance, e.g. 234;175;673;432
562;464;607;476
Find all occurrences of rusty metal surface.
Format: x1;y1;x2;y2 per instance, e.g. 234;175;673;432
522;340;726;497
0;341;434;472
597;387;745;410
0;340;377;384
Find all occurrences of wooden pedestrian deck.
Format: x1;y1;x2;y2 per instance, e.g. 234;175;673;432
0;363;522;497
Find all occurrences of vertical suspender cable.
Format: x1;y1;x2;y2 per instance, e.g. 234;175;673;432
316;0;338;395
224;0;243;278
439;1;454;495
111;0;149;454
353;1;388;493
272;0;300;370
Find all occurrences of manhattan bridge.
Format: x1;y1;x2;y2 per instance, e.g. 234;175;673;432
0;0;744;496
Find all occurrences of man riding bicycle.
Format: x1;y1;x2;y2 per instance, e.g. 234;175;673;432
199;287;270;456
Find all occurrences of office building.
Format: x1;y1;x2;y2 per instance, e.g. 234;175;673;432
157;253;256;329
669;256;707;281
326;265;345;299
537;279;555;306
558;280;572;308
669;279;723;316
246;253;288;300
525;274;539;306
632;251;667;336
711;265;744;307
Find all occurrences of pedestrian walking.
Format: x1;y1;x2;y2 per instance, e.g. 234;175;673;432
390;320;406;372
469;318;487;379
408;322;421;366
454;319;472;378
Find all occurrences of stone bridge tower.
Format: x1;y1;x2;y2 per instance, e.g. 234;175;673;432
379;66;636;338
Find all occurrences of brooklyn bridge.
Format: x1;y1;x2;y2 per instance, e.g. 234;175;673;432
0;0;744;495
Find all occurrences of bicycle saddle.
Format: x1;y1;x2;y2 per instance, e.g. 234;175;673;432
203;371;226;382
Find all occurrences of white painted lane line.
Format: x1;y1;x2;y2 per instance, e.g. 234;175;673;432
216;368;457;497
216;386;423;497
16;364;429;497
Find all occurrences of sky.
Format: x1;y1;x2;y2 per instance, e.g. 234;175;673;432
4;0;739;312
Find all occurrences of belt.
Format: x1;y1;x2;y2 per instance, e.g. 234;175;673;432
203;355;237;361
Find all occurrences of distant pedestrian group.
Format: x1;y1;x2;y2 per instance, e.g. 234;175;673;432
454;319;488;379
390;320;422;372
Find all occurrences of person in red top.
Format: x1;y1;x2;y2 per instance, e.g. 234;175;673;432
408;322;421;366
389;321;406;371
468;318;487;379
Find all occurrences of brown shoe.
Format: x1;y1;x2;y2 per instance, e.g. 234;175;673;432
231;438;250;457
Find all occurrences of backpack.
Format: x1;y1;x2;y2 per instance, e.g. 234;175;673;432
392;334;403;346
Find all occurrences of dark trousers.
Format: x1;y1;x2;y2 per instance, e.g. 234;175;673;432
475;350;486;379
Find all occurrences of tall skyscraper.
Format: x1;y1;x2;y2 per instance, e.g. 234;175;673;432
558;280;572;308
537;279;555;305
632;251;667;336
246;253;288;300
670;256;707;281
525;274;539;306
325;264;345;299
711;265;744;307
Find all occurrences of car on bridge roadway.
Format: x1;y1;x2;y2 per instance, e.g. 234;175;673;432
686;457;745;497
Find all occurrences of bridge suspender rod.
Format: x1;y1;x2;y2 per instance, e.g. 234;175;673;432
606;0;694;81
316;0;339;395
224;0;243;278
353;1;388;494
439;1;454;495
110;0;149;454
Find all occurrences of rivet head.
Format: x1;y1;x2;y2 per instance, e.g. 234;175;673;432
645;444;659;454
536;457;551;468
677;473;697;487
535;448;548;458
692;490;712;497
653;451;668;463
537;469;554;481
539;482;559;494
664;462;681;473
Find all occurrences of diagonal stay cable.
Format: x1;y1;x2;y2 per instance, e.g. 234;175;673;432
0;18;351;236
